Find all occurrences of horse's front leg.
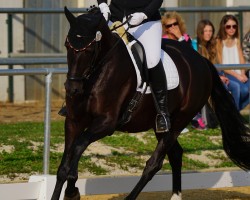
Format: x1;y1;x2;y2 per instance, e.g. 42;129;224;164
51;118;84;200
125;132;175;200
64;116;117;199
63;131;93;200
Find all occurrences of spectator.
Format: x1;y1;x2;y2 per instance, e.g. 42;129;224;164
195;19;240;128
216;14;250;111
194;19;218;128
161;11;192;46
196;19;217;63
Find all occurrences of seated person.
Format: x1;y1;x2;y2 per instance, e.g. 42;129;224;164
161;11;192;46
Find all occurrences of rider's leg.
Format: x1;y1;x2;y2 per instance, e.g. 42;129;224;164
149;61;171;133
128;20;170;133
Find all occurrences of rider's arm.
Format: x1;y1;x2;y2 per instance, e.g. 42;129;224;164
97;0;107;4
97;0;110;21
144;0;163;18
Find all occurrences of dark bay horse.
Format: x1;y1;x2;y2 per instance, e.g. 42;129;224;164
51;7;250;200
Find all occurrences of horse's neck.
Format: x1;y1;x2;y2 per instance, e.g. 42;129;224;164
98;22;133;73
91;25;136;108
101;26;118;50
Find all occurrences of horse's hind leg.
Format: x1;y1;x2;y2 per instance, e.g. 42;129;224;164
125;133;175;200
167;140;183;200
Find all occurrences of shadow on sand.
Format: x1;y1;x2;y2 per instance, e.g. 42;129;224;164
82;186;250;200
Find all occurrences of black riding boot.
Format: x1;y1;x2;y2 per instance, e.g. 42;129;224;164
149;60;171;133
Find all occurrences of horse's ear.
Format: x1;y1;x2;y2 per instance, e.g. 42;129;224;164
64;6;76;26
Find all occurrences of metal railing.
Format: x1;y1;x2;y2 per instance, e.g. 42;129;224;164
1;62;250;174
0;67;67;175
0;6;250;13
1;5;250;100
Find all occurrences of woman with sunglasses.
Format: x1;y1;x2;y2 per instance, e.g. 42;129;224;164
97;0;170;133
216;14;249;110
161;11;192;46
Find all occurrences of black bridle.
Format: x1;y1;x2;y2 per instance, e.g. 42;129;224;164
65;32;101;82
65;17;131;83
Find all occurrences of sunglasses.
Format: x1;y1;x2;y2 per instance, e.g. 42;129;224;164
165;22;179;29
225;24;237;30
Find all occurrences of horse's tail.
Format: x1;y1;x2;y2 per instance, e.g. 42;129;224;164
207;59;250;170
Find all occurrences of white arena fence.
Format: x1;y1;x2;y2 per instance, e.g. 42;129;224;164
0;61;250;175
0;171;250;200
0;61;250;199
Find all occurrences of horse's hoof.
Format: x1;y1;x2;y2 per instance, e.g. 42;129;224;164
64;188;80;200
170;193;182;200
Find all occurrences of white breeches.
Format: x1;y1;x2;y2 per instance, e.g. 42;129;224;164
125;20;162;68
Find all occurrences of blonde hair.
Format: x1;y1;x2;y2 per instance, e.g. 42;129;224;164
162;11;187;38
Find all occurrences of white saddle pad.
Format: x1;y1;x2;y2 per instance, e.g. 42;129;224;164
126;44;179;93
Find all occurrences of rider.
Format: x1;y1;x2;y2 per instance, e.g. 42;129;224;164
97;0;171;133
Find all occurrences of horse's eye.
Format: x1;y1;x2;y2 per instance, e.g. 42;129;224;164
76;35;82;38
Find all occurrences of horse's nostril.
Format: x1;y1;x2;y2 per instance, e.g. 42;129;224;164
73;88;84;95
72;89;78;95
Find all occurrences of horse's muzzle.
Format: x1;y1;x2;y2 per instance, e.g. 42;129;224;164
65;81;84;97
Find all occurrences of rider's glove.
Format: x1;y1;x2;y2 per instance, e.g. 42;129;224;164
99;3;110;21
129;12;148;26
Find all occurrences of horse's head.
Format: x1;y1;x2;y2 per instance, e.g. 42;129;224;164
64;6;106;97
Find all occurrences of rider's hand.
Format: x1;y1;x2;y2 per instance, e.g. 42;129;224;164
99;3;110;21
129;12;148;26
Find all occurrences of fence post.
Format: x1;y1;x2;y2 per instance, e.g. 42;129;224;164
7;14;14;102
43;72;52;174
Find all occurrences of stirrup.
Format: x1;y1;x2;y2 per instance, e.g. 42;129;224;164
58;106;67;117
155;113;170;133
